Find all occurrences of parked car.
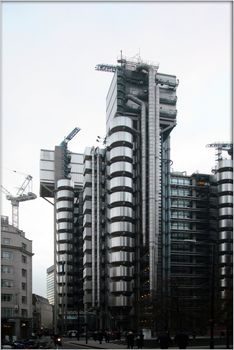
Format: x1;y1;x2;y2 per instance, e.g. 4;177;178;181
67;330;78;338
12;340;25;349
24;339;39;349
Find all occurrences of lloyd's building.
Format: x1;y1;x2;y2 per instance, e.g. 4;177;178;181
40;56;232;334
40;56;178;331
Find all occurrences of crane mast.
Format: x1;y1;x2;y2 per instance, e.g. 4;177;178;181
1;173;37;228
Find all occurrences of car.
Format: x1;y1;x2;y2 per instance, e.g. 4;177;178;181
67;330;78;338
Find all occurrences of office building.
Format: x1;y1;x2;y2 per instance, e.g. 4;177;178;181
1;215;33;340
210;143;233;338
32;294;53;333
40;143;84;332
40;56;233;335
46;265;55;305
168;171;218;333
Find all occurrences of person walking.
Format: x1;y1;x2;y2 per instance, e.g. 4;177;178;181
126;330;135;349
136;331;144;348
97;330;103;344
157;332;172;349
174;332;189;349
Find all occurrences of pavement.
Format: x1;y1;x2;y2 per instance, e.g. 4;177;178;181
67;338;230;349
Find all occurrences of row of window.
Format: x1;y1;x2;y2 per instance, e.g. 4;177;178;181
171;177;190;185
1;251;28;263
171;255;208;263
1;307;28;317
1;279;27;290
1;294;27;304
171;211;190;219
171;199;191;207
1;266;27;277
1;239;28;250
171;222;190;230
171;188;191;196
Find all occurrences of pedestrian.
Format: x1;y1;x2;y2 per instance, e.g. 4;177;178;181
93;330;98;341
174;332;189;349
126;330;135;349
105;330;110;343
136;331;144;348
157;332;172;349
98;330;103;344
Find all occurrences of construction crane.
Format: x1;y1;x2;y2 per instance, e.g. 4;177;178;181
60;127;81;179
206;142;233;160
95;63;118;73
1;174;37;228
60;127;81;147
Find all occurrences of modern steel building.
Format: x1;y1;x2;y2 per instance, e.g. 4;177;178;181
102;57;178;330
1;215;33;340
40;145;84;333
40;56;233;335
209;143;233;339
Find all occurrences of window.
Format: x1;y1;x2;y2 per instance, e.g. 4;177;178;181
171;210;190;219
22;282;26;290
1;294;13;302
2;308;14;317
170;177;190;185
22;243;27;251
1;265;13;274
2;238;11;245
21;309;28;317
1;279;14;288
171;188;191;197
22;255;27;263
22;296;27;304
22;269;27;277
171;222;190;230
1;251;12;260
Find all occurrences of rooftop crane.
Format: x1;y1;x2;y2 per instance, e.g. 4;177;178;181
1;174;37;228
60;127;81;147
206;142;233;160
59;127;81;179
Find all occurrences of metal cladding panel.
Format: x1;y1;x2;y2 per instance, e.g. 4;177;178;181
109;191;133;204
108;236;135;249
109;116;133;131
219;195;233;205
219;231;233;240
108;221;133;234
109;295;132;307
218;183;233;193
110;162;133;174
110;146;132;160
219;207;233;217
108;131;133;145
109;281;133;292
109;265;134;278
219;219;233;228
109;251;134;264
217;171;233;181
109;206;133;219
218;159;233;170
56;200;73;210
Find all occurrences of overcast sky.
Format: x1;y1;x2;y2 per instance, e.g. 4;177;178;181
2;2;232;297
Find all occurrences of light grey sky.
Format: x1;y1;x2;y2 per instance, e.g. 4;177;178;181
2;2;232;297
